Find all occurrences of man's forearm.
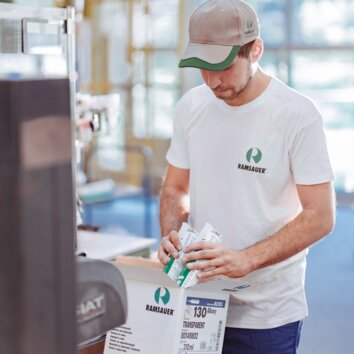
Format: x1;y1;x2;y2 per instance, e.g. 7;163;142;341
243;207;335;272
159;186;189;237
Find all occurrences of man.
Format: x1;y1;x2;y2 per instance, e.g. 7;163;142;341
158;0;336;353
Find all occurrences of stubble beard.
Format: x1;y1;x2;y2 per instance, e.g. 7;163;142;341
213;66;253;103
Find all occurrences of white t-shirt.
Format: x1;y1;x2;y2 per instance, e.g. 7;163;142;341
166;77;334;329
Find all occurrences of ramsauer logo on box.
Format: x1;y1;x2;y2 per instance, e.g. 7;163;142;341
145;287;174;316
154;287;170;305
238;147;267;174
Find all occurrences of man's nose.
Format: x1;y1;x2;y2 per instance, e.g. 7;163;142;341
205;71;222;89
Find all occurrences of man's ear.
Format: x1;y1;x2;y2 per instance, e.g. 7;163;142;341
250;38;263;63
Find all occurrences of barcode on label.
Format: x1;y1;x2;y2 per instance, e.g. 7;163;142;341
200;341;207;350
216;320;223;351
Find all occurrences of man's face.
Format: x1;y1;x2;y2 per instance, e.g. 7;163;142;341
200;56;253;105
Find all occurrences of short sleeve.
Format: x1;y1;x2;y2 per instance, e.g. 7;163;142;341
290;117;334;185
166;100;190;169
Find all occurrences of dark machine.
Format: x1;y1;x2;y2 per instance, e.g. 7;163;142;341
0;4;127;353
0;77;127;354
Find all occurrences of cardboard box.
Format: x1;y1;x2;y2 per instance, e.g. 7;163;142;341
103;257;251;354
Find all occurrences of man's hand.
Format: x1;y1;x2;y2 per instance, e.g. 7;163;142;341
182;242;252;281
159;164;190;266
158;231;183;265
181;182;335;282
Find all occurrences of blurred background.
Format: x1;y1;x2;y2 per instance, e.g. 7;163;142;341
0;1;353;353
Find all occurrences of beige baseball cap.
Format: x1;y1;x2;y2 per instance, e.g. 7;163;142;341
179;0;260;71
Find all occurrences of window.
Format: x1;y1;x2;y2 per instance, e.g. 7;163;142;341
75;0;354;192
131;0;181;139
249;0;354;193
192;0;354;193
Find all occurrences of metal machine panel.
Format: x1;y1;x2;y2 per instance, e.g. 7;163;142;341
0;78;76;354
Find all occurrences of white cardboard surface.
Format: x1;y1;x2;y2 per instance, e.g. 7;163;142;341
103;263;252;354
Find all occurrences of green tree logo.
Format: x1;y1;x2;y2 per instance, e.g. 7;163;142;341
154;287;170;305
247;20;253;29
246;148;262;164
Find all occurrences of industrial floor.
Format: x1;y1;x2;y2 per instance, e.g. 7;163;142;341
85;200;354;354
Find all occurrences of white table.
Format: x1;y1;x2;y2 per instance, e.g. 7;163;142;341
77;230;156;260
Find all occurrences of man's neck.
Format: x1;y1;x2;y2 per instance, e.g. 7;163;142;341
224;68;271;107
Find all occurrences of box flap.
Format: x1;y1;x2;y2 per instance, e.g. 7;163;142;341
115;260;180;288
192;276;252;293
115;256;162;269
114;257;253;293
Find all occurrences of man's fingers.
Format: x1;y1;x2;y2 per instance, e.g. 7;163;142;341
157;229;183;265
184;241;215;253
185;260;209;270
162;235;180;258
169;231;182;251
157;245;171;264
186;257;224;270
165;241;180;259
197;267;224;280
183;248;215;263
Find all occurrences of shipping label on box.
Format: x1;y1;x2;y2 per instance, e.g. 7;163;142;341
179;295;227;353
103;263;234;354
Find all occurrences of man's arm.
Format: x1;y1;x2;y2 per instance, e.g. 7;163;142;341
243;181;335;271
158;164;190;263
183;182;336;279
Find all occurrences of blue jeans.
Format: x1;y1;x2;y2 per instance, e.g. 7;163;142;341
222;320;303;354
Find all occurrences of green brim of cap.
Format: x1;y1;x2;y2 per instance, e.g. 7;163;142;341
178;46;240;71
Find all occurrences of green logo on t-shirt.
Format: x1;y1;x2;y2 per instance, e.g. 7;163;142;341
246;148;262;164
